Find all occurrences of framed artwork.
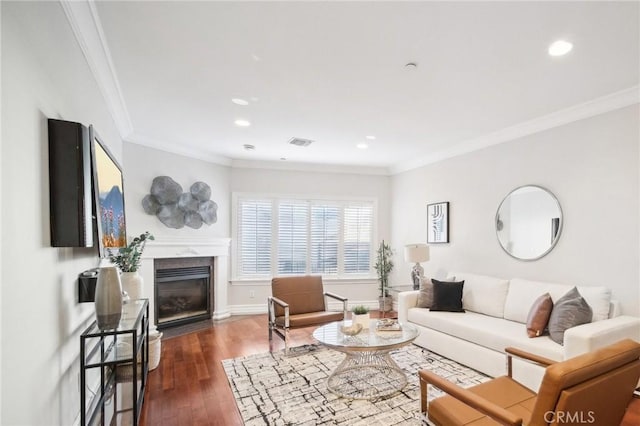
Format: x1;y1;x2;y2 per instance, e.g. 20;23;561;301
427;202;449;243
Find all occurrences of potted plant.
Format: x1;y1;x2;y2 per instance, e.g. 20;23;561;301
109;231;154;300
351;305;370;329
374;240;394;312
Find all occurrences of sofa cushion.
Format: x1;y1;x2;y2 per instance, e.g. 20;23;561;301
548;287;593;345
505;279;610;324
575;286;611;322
417;277;434;308
504;279;572;323
452;272;510;318
407;308;563;361
430;279;465;312
526;293;553;338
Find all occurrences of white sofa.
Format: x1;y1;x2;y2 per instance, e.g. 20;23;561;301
398;272;640;390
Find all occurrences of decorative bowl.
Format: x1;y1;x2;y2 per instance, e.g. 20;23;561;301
340;323;363;336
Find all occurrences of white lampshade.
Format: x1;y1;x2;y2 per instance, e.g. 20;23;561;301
404;244;430;263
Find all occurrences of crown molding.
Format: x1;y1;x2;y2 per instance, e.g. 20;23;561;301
125;133;233;166
231;159;391;176
60;0;133;138
390;86;640;174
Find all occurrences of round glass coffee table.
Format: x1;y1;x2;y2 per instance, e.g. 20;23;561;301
312;320;419;400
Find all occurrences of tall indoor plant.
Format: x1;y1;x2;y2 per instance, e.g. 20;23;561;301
374;240;394;312
109;231;154;300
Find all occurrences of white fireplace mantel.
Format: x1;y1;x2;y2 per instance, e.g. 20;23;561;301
139;238;231;325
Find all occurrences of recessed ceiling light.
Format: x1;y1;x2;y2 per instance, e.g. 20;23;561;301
365;135;376;140
243;144;255;151
548;40;573;57
232;98;249;106
235;119;251;127
356;143;369;149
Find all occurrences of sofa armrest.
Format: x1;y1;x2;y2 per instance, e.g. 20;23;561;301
398;290;419;324
564;315;640;359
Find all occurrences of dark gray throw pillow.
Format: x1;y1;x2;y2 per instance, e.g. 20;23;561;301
548;287;593;345
430;279;465;312
416;277;434;308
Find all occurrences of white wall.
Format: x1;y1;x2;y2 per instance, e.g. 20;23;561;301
229;167;391;311
123;142;231;240
1;2;124;424
390;105;640;316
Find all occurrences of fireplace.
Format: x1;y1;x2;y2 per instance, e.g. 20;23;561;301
154;257;214;329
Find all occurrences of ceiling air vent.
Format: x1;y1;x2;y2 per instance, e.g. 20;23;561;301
288;137;314;147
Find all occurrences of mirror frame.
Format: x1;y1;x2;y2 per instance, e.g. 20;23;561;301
495;184;563;261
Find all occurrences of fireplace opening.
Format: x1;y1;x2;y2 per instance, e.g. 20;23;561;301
154;258;214;329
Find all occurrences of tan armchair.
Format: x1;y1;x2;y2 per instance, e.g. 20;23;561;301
268;275;347;355
420;339;640;426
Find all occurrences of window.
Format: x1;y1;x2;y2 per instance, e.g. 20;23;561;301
235;195;375;279
237;199;272;276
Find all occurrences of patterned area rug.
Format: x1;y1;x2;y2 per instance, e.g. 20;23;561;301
222;344;489;425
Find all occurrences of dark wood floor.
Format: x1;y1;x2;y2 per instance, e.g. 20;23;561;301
140;313;640;425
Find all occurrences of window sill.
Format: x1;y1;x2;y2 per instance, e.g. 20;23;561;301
230;276;377;286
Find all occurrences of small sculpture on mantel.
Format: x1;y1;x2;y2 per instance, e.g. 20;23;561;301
142;176;218;229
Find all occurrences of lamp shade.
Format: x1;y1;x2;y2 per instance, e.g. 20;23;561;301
404;244;430;263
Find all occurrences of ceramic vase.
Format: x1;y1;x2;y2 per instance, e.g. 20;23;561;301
352;313;370;330
120;271;144;301
95;266;123;330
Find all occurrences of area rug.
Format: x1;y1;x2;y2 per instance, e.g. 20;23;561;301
222;344;489;425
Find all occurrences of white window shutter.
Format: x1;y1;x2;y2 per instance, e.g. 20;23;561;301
277;201;308;274
310;205;340;274
343;204;373;274
238;199;272;276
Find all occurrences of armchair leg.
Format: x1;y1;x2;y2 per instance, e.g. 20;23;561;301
420;375;429;414
284;327;290;356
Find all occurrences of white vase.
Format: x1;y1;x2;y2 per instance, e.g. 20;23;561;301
120;271;144;301
352;313;370;330
95;266;123;330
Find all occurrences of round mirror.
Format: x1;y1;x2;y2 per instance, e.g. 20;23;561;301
496;185;563;260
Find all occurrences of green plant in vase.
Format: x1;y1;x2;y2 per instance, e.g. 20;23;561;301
109;231;154;273
352;305;370;315
351;305;371;329
109;231;154;301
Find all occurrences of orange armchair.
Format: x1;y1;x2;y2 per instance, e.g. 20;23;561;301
268;275;347;354
420;339;640;426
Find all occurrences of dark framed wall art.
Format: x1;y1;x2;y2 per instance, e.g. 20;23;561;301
427;201;449;243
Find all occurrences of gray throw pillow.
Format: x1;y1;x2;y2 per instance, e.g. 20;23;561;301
416;277;433;308
548;287;593;345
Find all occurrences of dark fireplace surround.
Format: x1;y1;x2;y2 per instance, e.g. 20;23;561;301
154;257;215;330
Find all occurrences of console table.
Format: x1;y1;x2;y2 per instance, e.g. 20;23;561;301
80;299;149;426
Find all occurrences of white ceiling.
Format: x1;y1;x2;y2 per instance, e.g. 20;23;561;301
85;1;639;174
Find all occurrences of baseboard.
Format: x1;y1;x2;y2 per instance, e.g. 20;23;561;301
229;304;268;315
212;309;232;320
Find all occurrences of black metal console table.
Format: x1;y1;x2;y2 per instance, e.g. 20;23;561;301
80;299;149;426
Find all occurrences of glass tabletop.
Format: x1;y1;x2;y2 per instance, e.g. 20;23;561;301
313;320;418;351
